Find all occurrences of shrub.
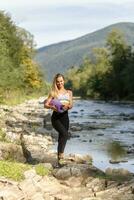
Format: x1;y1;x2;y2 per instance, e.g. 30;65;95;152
0;160;31;181
35;163;50;176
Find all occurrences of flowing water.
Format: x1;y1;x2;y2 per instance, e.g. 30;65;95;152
53;99;134;173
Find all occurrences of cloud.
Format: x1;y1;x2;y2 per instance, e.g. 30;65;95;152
1;0;134;47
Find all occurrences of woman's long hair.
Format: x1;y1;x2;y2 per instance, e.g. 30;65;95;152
50;73;65;98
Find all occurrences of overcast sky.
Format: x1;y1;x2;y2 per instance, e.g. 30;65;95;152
0;0;134;48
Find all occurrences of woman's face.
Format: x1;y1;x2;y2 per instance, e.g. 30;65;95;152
56;76;64;89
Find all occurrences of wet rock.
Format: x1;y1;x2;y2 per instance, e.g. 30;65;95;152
43;113;51;126
120;159;128;163
71;111;78;114
97;133;104;136
36;127;52;136
67;154;92;164
84;123;112;130
70;126;82;131
109;160;120;164
105;167;133;178
82;140;87;142
80;109;84;112
71;134;80;138
127;149;134;154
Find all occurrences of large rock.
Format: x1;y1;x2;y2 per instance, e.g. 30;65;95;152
105;167;133;179
0;142;26;162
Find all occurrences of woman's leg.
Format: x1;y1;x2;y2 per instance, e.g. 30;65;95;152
51;112;69;160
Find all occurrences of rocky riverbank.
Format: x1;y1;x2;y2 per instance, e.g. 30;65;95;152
0;98;134;200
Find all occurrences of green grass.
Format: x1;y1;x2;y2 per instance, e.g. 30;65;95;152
0;128;9;142
3;91;42;106
0;160;31;181
0;160;52;182
0;87;48;106
35;163;50;176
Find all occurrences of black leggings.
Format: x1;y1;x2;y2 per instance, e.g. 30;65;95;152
51;111;69;155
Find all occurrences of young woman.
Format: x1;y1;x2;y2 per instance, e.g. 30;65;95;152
44;73;73;166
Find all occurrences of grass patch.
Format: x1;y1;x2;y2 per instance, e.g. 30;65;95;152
0;128;9;142
1;88;48;106
35;163;50;176
0;160;31;181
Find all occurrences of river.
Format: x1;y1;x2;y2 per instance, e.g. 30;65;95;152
52;99;134;173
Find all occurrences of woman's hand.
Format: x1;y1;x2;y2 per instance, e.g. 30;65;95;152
51;105;58;112
62;104;70;111
44;97;57;111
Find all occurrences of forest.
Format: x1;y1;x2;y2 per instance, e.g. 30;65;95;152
1;10;134;103
65;29;134;100
0;11;48;104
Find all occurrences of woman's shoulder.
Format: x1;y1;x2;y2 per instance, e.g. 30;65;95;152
66;89;73;95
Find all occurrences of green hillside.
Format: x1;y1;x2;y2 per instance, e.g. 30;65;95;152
35;22;134;81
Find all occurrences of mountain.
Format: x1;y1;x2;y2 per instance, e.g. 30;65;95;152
35;22;134;81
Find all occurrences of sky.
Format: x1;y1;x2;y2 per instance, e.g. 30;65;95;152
0;0;134;48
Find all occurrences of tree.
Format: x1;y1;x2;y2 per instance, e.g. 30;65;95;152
122;48;134;99
0;11;45;102
65;58;94;96
106;29;129;99
17;27;43;89
65;29;134;100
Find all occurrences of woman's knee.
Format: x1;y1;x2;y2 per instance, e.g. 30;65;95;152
58;131;68;141
62;132;69;139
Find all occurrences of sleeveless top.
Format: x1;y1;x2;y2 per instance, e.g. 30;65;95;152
57;92;70;105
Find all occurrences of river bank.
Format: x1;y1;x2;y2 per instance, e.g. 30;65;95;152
66;99;134;173
0;97;134;200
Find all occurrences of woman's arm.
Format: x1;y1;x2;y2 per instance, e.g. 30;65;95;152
68;90;73;109
44;95;57;111
62;90;73;110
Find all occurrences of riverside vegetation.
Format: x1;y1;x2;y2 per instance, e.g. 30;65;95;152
65;29;134;101
1;10;134;104
36;22;134;82
0;11;49;105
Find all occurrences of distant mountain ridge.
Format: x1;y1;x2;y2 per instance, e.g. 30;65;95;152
35;22;134;81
